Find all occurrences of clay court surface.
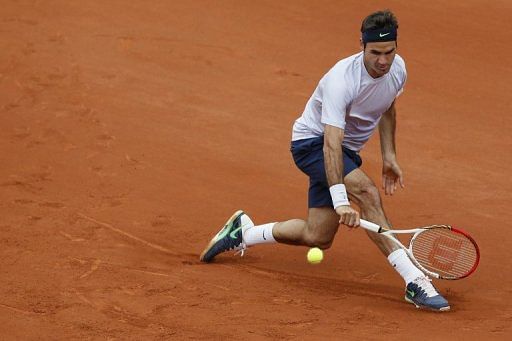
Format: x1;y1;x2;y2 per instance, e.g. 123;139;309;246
1;0;511;339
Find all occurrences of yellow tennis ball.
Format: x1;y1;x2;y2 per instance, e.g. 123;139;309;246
307;247;323;264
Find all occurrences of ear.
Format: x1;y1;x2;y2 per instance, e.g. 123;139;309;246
359;38;364;51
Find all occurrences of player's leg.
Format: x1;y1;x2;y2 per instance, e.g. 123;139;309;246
344;168;449;311
271;207;339;249
343;168;397;256
344;168;424;280
199;207;339;263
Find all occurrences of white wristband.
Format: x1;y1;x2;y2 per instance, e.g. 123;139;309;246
329;184;349;209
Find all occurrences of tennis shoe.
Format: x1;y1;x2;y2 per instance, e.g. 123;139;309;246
199;210;254;263
405;276;450;311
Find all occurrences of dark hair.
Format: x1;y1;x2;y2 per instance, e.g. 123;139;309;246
360;10;398;33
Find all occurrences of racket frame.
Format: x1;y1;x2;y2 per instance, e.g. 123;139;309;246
359;219;480;280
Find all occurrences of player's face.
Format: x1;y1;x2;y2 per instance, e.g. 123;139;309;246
361;41;397;78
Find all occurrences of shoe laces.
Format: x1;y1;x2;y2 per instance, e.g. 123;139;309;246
233;221;251;257
234;241;247;257
413;276;439;298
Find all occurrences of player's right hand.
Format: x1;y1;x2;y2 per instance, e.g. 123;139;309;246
335;205;360;228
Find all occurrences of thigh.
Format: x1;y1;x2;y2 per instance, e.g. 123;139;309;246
291;138;363;208
307;207;340;239
343;168;380;207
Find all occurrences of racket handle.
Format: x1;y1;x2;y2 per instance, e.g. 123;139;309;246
359;219;382;233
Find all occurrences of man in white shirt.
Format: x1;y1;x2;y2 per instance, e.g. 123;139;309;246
200;10;449;311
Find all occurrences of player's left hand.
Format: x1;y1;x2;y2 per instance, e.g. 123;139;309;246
382;159;404;195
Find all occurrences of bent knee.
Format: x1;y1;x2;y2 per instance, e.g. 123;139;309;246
354;183;381;209
304;232;335;250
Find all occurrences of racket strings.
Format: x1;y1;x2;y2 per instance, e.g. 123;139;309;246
411;228;478;279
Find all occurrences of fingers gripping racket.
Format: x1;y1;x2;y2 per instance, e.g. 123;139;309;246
359;220;480;280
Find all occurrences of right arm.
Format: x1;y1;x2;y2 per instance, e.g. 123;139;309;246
324;124;360;227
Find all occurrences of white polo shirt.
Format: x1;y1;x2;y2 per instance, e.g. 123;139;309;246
292;51;407;151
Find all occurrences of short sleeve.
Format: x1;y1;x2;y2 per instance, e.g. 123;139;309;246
395;56;407;98
320;73;353;129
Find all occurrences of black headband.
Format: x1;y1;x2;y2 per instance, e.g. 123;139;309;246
362;27;397;43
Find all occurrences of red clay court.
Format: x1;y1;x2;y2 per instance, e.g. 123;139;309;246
1;1;511;339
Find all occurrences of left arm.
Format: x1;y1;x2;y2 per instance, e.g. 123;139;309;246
379;101;404;195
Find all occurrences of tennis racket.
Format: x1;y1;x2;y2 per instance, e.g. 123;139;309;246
359;219;480;280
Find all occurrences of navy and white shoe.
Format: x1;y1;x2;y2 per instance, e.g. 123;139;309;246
405;276;450;311
200;210;254;263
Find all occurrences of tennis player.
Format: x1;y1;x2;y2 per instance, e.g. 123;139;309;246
200;10;449;311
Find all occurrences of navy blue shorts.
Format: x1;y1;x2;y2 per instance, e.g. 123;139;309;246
291;136;362;208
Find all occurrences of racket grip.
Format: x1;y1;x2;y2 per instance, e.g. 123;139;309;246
359;219;382;233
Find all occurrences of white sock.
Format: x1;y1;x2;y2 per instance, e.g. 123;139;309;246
387;249;424;284
244;223;277;246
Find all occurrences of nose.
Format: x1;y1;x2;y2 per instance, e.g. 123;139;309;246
378;55;388;66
